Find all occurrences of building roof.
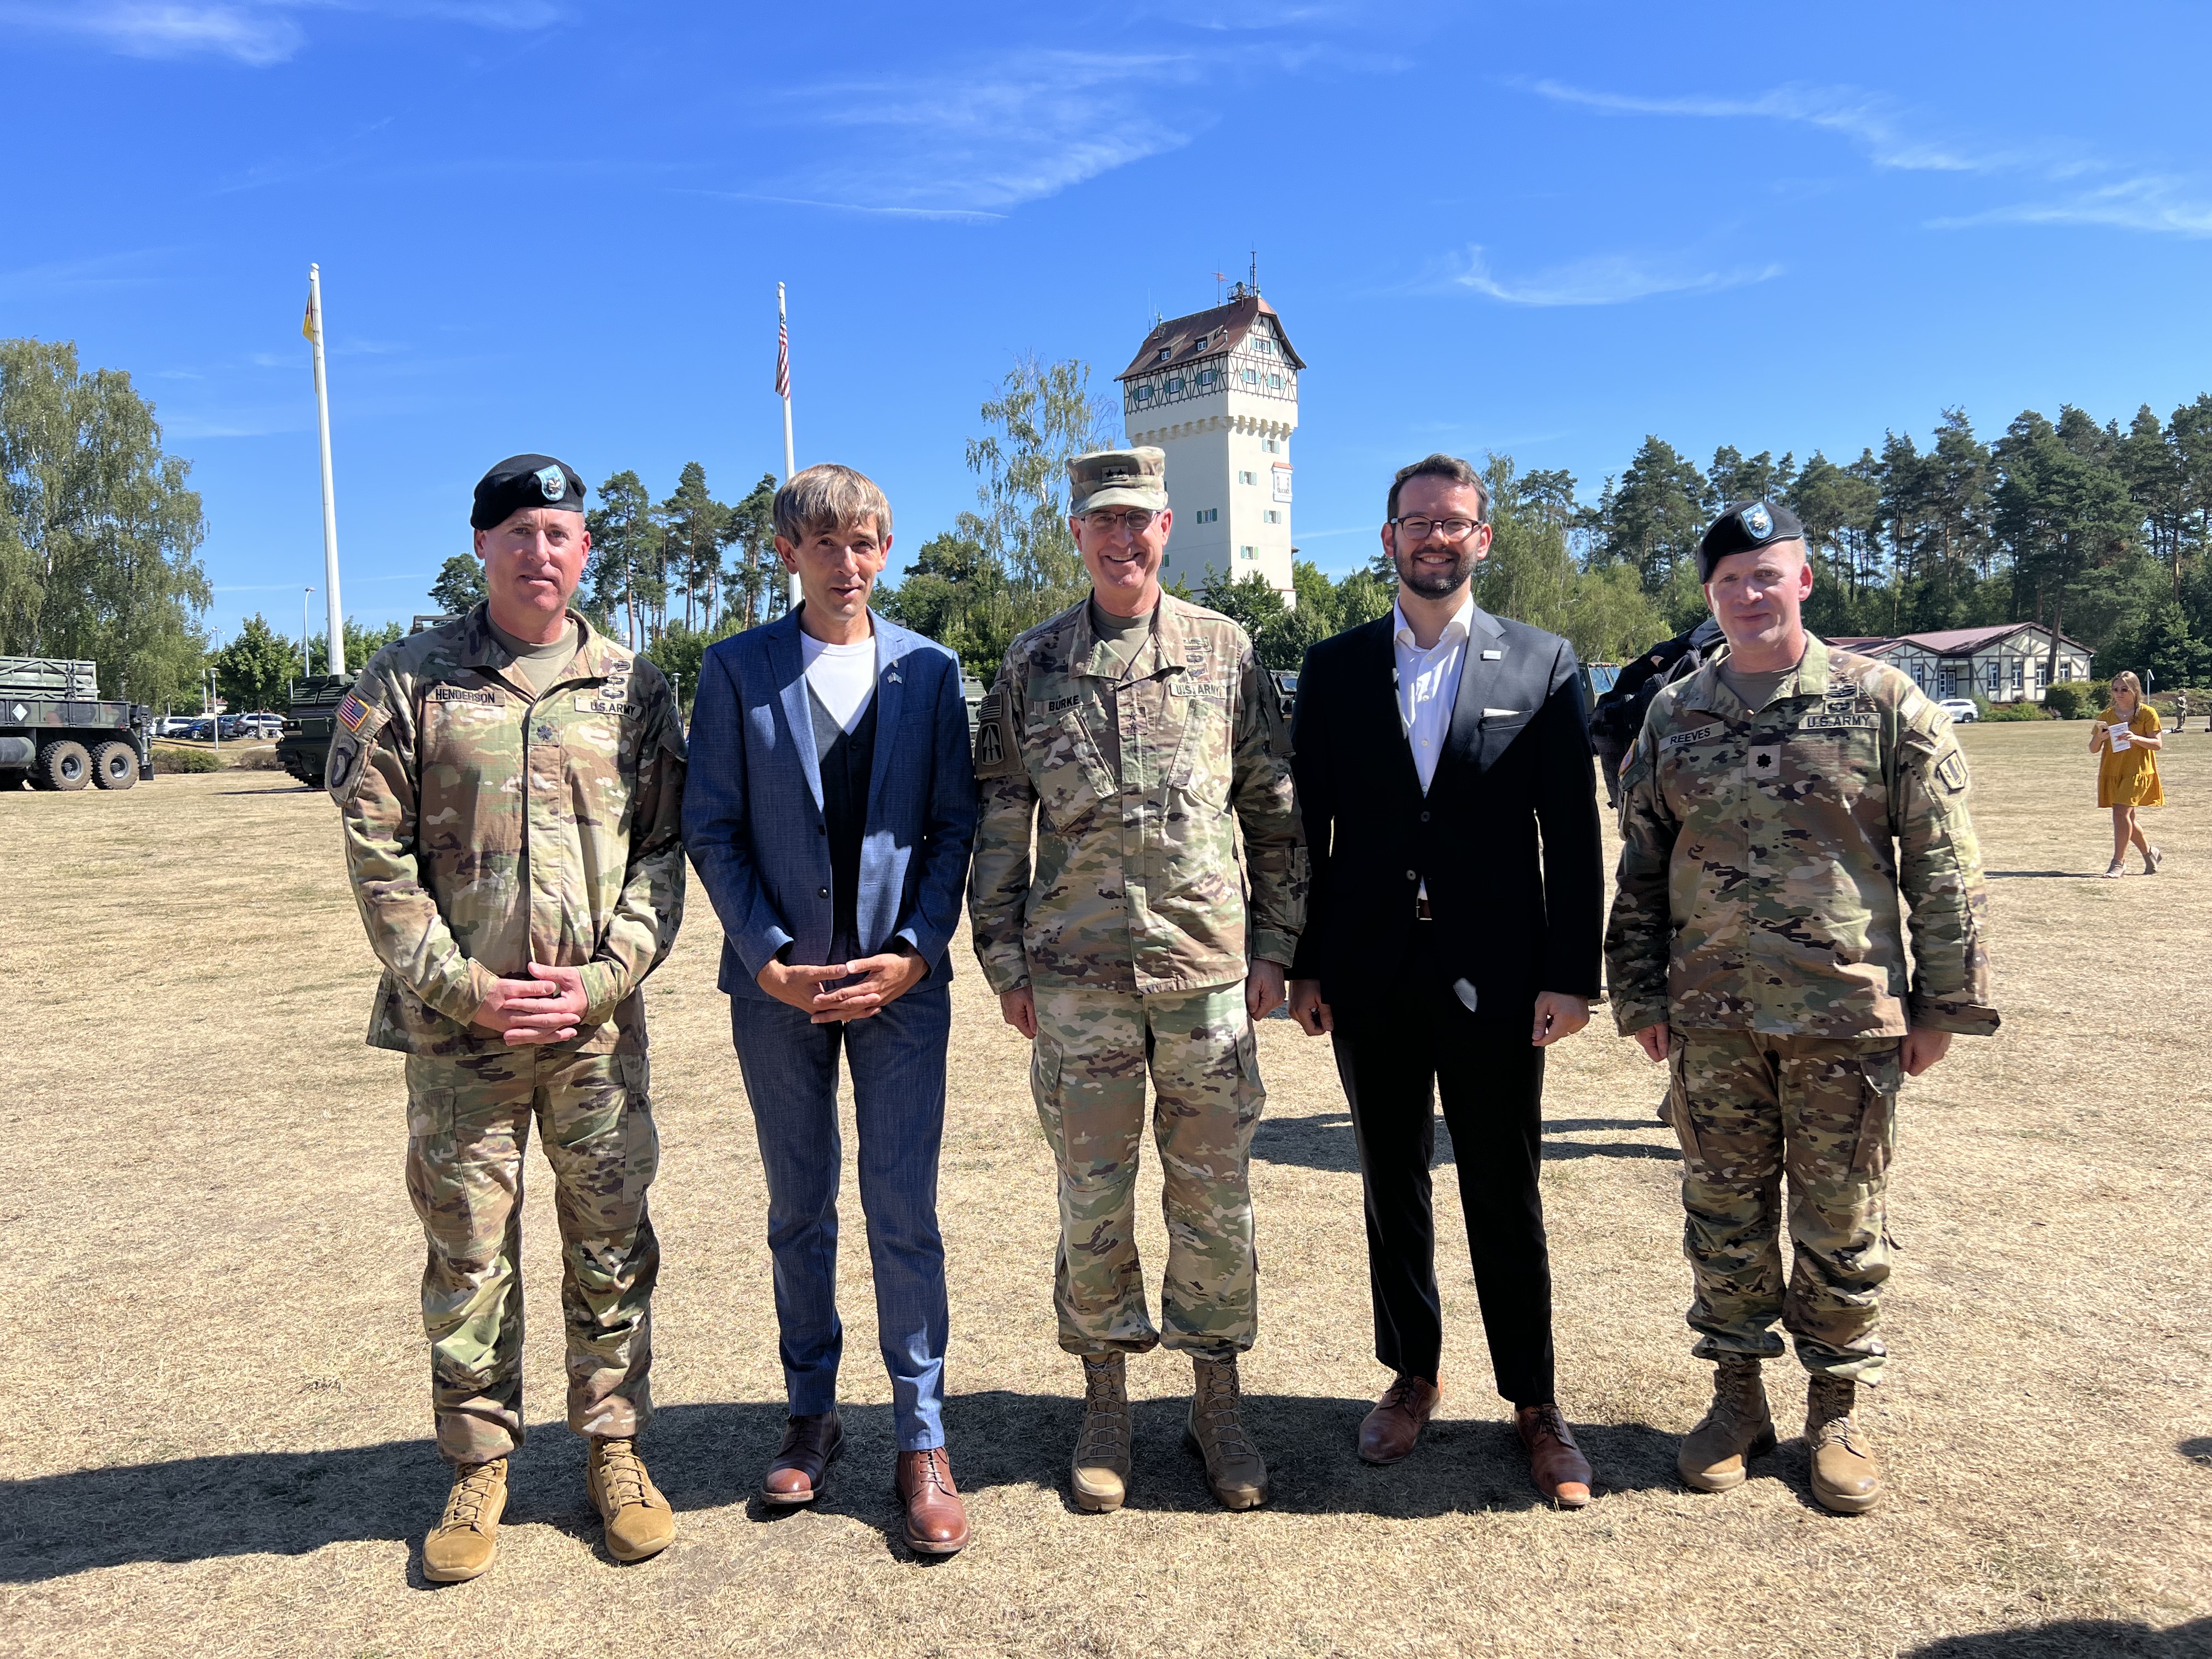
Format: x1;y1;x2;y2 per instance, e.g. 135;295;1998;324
1827;624;2093;658
1116;291;1305;381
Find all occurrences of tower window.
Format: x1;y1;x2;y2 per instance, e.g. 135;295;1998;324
1265;510;1282;524
1238;470;1257;485
1239;545;1258;560
1197;369;1215;386
1156;347;1171;363
1262;438;1280;454
1242;368;1257;385
1165;375;1184;393
1268;374;1283;391
1133;384;1153;401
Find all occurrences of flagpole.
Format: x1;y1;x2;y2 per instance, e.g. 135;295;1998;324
778;281;800;612
307;263;346;674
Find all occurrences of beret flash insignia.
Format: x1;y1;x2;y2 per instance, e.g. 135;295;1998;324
536;464;567;501
1742;502;1773;539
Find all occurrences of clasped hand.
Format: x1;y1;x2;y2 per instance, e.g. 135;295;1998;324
760;946;928;1024
472;961;589;1046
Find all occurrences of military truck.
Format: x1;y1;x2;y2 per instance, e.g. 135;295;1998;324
0;657;152;792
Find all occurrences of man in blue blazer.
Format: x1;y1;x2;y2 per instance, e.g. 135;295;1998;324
682;464;978;1555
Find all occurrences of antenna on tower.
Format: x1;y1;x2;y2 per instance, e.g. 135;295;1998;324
1249;250;1259;294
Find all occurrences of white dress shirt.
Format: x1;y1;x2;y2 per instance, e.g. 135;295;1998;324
1393;592;1475;795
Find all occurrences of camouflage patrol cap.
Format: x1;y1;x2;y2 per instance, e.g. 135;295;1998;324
1068;447;1169;516
1698;499;1804;580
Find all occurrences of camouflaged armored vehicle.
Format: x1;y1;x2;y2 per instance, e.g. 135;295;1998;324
276;614;455;788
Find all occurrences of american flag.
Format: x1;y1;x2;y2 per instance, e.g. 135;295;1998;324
775;308;791;399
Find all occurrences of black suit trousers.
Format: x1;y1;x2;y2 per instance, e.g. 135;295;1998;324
1330;926;1555;1407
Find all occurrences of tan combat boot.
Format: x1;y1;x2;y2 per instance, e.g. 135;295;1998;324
1071;1353;1133;1513
1677;1355;1776;1492
1806;1376;1882;1514
587;1436;676;1562
1184;1356;1269;1510
422;1458;507;1583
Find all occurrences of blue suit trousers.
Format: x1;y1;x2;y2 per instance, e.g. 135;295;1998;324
728;980;951;1449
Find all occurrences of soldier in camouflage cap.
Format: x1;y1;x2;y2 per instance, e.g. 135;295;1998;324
969;445;1306;1514
1605;499;1999;1515
333;453;687;1579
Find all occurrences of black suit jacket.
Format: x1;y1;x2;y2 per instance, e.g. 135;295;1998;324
1288;606;1604;1022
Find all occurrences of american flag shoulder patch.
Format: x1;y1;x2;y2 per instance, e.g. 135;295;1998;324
336;693;372;733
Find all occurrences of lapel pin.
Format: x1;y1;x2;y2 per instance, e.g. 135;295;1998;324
1481;648;1503;660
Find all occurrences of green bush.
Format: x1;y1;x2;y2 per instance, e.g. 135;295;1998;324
2084;679;2111;710
153;744;223;773
2042;684;2090;720
1980;699;2046;721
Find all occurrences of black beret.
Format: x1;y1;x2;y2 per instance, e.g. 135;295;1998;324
1697;499;1804;580
471;454;587;530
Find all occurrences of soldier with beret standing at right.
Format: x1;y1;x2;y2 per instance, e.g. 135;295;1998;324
1606;501;1999;1515
332;455;688;1580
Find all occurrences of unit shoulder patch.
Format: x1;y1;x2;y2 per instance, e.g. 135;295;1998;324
1936;751;1970;793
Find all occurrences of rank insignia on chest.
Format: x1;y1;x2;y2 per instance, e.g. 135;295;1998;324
1747;743;1782;781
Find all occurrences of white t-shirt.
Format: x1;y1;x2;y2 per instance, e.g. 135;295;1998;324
801;631;876;733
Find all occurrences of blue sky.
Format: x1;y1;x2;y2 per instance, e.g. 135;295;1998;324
8;0;2212;641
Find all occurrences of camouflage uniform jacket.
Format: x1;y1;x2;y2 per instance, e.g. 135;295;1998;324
331;604;688;1056
969;591;1305;996
1605;633;1997;1041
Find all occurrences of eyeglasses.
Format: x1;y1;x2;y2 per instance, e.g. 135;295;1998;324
1391;516;1482;542
1081;509;1158;534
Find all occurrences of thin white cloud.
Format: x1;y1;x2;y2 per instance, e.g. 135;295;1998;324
1930;175;2212;238
1437;245;1782;307
1528;78;2019;174
0;0;559;66
0;246;176;296
679;190;1003;225
780;52;1203;214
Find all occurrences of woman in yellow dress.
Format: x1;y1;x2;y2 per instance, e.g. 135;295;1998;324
2091;670;2165;877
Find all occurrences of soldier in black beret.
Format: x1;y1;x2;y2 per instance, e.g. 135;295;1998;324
1607;495;1997;1516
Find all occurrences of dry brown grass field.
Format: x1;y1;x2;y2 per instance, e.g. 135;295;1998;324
3;720;2208;1659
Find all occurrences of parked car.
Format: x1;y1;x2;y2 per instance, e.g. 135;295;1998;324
236;713;283;738
1937;697;1979;724
155;715;199;737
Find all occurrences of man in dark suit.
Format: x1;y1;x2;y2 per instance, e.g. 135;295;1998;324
682;464;978;1554
1287;453;1605;1508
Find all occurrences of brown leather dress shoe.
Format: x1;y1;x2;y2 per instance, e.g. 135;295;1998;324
1516;1403;1594;1509
1358;1373;1441;1465
762;1411;843;1506
895;1447;970;1555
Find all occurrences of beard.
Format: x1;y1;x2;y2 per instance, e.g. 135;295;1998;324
1393;540;1482;599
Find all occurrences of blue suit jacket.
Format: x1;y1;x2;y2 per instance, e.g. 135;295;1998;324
681;610;979;1001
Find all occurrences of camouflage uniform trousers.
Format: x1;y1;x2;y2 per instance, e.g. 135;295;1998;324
1666;1029;1901;1384
1031;983;1266;1361
403;1046;661;1463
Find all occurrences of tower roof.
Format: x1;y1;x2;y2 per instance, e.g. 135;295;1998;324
1116;292;1305;381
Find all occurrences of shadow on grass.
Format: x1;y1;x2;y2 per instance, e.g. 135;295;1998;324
5;1392;1683;1581
1904;1618;2211;1657
1252;1112;1677;1173
1985;870;2093;880
2179;1436;2212;1466
219;784;317;795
